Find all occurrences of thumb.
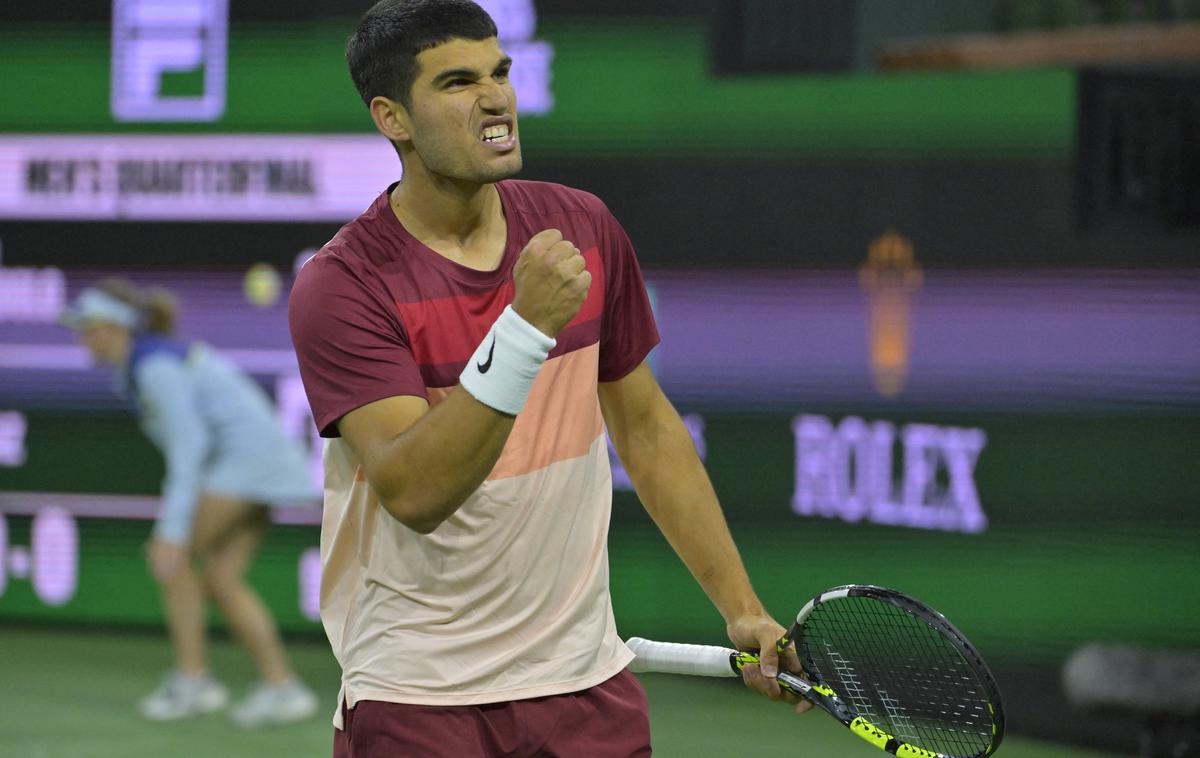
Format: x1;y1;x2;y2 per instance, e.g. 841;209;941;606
758;636;780;679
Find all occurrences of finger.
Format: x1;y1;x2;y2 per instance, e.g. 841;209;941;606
545;240;579;265
779;644;803;674
569;271;592;299
558;253;586;277
526;228;563;252
758;635;780;679
795;698;814;715
741;662;783;701
530;228;563;245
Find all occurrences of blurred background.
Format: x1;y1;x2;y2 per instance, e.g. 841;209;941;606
1;1;1198;756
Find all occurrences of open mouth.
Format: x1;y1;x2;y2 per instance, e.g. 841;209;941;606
481;123;512;143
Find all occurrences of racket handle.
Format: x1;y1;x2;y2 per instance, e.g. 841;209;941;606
626;637;741;678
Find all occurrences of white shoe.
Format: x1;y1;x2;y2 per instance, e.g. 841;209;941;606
230;678;318;728
139;670;229;721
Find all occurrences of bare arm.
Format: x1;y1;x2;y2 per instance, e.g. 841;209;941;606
338;391;513;534
338;229;591;534
600;361;809;711
600;362;762;620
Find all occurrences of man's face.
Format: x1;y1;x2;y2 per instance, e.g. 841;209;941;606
403;37;522;184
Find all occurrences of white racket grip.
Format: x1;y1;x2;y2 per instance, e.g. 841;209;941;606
626;637;740;678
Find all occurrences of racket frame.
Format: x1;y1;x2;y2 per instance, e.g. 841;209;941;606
778;585;1004;758
628;584;1005;758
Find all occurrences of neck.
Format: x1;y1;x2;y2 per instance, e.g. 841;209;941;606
390;167;503;249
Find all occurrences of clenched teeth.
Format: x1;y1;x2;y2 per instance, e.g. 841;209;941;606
482;124;511;142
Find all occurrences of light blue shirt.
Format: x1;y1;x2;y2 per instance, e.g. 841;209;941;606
120;337;316;544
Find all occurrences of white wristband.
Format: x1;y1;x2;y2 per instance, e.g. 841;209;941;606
459;305;556;415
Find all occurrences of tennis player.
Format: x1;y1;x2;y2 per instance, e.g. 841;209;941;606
60;278;319;727
288;1;809;755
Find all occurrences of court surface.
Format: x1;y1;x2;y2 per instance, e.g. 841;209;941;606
0;626;1123;758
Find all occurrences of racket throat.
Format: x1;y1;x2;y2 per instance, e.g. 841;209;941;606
795;680;942;758
782;674;856;723
850;717;943;758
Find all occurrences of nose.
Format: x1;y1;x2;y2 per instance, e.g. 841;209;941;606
479;77;512;113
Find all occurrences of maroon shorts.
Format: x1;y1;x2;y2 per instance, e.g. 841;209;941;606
333;669;651;758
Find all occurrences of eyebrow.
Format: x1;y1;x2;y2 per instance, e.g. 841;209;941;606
430;56;513;87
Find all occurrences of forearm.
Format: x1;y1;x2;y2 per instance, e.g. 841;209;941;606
155;470;202;545
139;360;209;546
361;388;514;533
620;409;766;623
153;424;207;544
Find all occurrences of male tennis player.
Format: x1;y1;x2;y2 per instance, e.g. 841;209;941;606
289;1;809;754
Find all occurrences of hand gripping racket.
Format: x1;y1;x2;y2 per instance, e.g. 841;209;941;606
627;585;1004;758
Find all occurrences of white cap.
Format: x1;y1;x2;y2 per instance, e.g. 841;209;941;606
59;288;142;330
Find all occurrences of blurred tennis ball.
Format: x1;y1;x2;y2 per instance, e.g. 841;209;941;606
244;263;282;307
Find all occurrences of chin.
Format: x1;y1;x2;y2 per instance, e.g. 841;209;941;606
480;159;523;183
480;155;523;183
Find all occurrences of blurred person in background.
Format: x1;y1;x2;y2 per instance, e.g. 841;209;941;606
59;278;320;727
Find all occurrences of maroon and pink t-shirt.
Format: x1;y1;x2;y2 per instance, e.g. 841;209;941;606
289;179;658;715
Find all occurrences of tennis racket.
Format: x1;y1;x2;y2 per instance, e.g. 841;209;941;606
627;584;1004;758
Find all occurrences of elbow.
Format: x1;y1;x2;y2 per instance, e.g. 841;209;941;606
363;462;470;535
377;491;452;535
401;513;444;535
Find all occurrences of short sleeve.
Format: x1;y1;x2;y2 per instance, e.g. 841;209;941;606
289;250;426;437
590;198;660;382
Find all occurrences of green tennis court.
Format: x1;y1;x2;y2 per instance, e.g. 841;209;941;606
0;626;1120;758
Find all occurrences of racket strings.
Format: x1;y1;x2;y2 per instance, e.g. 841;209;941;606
800;597;993;756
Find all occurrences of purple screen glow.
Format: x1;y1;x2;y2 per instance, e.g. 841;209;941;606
2;268;1196;413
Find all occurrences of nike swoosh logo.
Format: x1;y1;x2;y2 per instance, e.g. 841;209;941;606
477;335;496;373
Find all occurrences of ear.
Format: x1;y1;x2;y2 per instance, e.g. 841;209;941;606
369;95;413;144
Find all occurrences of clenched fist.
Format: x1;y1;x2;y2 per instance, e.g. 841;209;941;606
511;228;591;338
